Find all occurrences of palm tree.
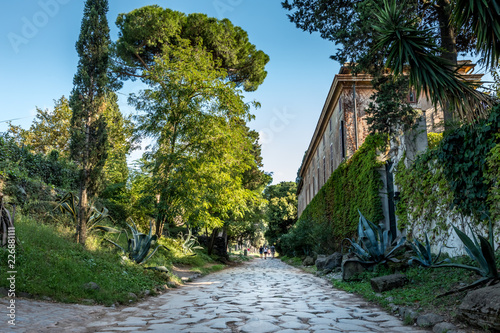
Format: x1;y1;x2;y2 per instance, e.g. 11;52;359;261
372;0;498;123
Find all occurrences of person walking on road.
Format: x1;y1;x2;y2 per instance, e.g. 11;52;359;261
270;245;275;259
259;246;264;259
264;246;268;259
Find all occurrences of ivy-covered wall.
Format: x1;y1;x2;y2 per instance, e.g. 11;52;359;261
280;135;386;256
395;105;500;244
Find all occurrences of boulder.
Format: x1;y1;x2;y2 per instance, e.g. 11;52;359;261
315;253;343;272
416;313;444;327
399;307;418;323
323;252;343;272
128;292;138;302
432;322;461;333
370;273;409;292
458;283;500;331
303;256;315;266
83;282;100;291
315;255;327;270
342;259;366;281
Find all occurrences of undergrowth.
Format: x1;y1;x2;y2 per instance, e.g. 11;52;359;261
0;215;219;306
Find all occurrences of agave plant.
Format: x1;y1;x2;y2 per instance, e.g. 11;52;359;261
104;219;169;264
344;210;406;266
436;221;499;296
177;227;203;255
55;192;113;232
408;233;449;267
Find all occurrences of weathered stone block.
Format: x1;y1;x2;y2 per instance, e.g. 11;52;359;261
458;283;500;331
303;256;314;266
324;252;343;271
416;313;444;327
315;255;327;270
370;273;409;292
342;259;366;281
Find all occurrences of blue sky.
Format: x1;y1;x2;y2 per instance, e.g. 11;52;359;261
1;0;341;184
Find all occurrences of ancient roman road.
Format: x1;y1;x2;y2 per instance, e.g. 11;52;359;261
3;258;430;332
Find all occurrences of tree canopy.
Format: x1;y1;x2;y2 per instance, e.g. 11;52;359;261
69;0;112;244
114;6;270;237
114;5;269;92
282;0;498;124
264;181;298;249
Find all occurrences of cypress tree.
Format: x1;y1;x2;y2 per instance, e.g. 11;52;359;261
69;0;110;245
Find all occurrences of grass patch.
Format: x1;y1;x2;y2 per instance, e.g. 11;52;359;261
0;215;216;306
281;254;494;325
331;262;480;322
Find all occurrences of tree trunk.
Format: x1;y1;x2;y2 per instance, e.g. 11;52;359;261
207;228;218;256
77;103;92;246
435;0;458;128
77;185;88;245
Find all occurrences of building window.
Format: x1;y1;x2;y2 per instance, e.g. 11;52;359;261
312;177;315;195
317;164;320;188
408;89;417;103
340;120;346;159
323;156;326;184
339;97;342;113
329;118;332;132
330;143;333;173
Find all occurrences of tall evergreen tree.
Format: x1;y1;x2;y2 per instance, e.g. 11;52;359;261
69;0;111;245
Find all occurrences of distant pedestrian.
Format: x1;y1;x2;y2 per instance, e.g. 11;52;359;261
259;246;264;259
270;245;275;259
264;246;268;259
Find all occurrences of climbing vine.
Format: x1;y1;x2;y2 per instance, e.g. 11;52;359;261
437;106;500;220
396;104;500;236
280;134;387;256
395;148;454;236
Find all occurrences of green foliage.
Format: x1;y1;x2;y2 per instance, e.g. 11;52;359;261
366;75;418;136
264;181;297;251
395;149;455;235
69;0;112;245
0;135;78;191
427;132;443;150
485;133;500;222
346;210;406;265
115;5;269;92
70;0;111;195
177;228;203;255
408;233;448;267
439;222;499;285
372;0;491;122
116;10;265;237
0;215;168;305
396;107;500;234
104;219;169;264
279;135;386;256
55;192;113;234
452;0;500;69
7;96;72;156
437;105;500;219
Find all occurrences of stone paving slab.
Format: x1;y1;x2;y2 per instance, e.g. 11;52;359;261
0;258;431;332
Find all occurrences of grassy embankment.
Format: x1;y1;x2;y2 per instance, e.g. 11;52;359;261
0;215;226;306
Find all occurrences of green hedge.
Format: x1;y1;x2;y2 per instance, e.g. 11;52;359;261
280;135;386;256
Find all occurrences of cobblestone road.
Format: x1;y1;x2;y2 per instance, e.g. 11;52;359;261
2;258;430;332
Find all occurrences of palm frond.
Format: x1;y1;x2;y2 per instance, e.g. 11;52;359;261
453;0;500;69
373;0;494;123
